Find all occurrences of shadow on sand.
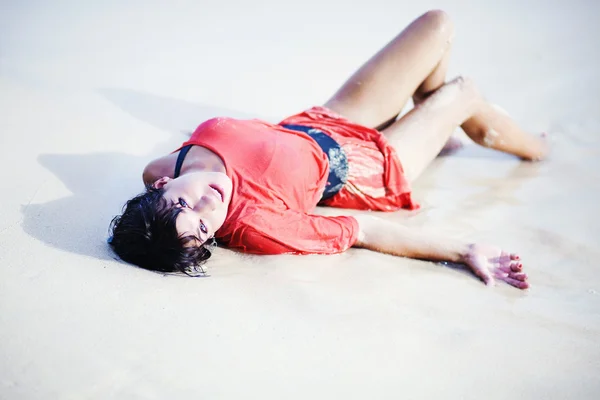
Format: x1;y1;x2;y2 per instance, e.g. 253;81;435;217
20;88;254;262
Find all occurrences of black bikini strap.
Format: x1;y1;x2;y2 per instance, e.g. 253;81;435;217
174;145;193;178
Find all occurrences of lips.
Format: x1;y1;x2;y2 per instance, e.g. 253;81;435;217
209;184;224;202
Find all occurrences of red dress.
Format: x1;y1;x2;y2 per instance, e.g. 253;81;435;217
174;116;358;255
173;107;417;255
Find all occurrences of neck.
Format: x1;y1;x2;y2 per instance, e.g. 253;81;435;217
142;145;227;185
181;146;226;175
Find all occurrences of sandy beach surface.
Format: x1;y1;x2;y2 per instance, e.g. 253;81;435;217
1;0;599;398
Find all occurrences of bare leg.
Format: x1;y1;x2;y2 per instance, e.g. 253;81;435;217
323;10;468;154
323;10;546;165
325;10;455;128
385;77;547;182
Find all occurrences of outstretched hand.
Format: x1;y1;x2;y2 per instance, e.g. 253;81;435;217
463;244;529;289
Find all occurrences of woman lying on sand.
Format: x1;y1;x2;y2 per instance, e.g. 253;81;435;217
109;10;547;289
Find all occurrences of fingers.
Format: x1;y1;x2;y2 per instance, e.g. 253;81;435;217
495;259;529;289
508;272;528;282
491;252;520;264
500;275;529;290
499;261;523;273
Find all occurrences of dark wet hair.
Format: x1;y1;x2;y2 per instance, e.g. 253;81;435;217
108;185;212;276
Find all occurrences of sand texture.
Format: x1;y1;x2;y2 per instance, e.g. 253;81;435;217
1;0;599;399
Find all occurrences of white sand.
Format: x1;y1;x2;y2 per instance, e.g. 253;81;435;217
1;0;599;398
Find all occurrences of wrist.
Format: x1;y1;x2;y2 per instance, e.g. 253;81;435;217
456;243;474;264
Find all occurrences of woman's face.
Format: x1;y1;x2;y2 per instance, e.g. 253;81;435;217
154;171;233;244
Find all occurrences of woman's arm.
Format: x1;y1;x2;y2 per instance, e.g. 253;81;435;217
353;215;529;289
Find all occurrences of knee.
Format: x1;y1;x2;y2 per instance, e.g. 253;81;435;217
422;9;452;27
421;10;454;41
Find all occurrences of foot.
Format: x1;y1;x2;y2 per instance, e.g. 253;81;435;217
462;243;529;289
519;132;549;161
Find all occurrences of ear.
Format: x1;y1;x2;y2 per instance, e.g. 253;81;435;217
152;176;172;189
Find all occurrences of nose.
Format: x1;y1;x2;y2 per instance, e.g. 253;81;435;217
196;195;218;212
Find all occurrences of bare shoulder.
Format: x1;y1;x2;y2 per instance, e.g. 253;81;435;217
142;154;176;185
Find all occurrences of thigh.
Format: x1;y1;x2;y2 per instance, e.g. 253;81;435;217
324;10;454;129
